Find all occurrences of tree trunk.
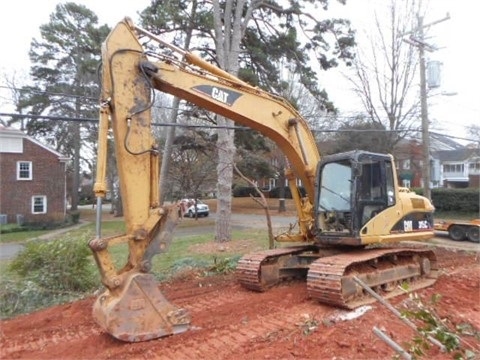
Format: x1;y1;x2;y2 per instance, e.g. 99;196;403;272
215;117;235;242
278;167;286;212
70;106;81;211
212;0;245;242
159;96;180;204
158;2;196;205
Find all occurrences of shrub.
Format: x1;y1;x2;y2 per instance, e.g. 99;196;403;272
208;255;241;274
401;292;478;359
0;279;82;319
0;224;27;234
232;186;258;197
268;186;306;199
413;188;480;213
9;236;96;292
1;235;98;318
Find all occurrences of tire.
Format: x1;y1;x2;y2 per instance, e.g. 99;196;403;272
448;225;466;241
188;210;194;218
466;226;479;243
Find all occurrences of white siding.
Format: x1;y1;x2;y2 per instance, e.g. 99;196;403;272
0;137;22;153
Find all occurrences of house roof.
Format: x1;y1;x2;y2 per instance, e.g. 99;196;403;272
0;126;24;137
430;132;465;151
433;148;480;162
0;126;70;162
395;133;464;153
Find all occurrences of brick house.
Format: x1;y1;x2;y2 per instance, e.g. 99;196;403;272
0;127;70;225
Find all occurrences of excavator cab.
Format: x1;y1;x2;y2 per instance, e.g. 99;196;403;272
315;150;397;245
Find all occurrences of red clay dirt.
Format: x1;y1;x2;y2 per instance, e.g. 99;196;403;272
1;246;479;360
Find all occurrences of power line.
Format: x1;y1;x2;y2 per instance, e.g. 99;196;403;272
2;111;478;143
0;112;244;130
0;85;98;101
1;112;408;131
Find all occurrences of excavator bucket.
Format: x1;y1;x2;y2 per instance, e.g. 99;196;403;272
92;273;190;342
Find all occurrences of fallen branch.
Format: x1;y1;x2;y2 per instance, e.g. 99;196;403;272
373;326;412;360
352;276;446;352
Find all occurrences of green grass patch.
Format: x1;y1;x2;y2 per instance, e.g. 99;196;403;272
0;220;126;244
151;229;269;279
0;229;52;243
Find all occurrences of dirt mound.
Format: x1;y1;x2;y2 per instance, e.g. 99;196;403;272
1;248;479;360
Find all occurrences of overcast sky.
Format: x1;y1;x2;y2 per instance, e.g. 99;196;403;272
0;0;477;141
325;0;479;142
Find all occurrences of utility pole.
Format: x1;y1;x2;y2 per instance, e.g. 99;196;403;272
418;15;431;200
404;11;449;200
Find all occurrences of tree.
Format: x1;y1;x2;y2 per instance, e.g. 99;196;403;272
0;72;29;129
466;124;480;148
347;0;420;150
140;0;356;242
328;116;391;153
16;2;110;210
140;0;205;205
234;163;275;249
168;130;217;199
211;0;355;242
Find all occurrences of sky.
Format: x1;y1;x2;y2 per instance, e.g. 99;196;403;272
0;0;149;70
0;0;478;142
324;0;479;143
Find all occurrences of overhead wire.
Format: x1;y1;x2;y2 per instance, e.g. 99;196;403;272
1;111;477;143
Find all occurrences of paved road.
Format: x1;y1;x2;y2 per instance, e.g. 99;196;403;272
1;214;478;260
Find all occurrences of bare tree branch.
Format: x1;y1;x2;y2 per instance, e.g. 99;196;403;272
233;163;274;249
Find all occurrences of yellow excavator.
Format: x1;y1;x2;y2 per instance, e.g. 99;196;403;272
90;17;438;342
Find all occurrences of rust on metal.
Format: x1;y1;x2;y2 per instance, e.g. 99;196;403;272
235;246;316;291
307;248;438;309
92;273;190;342
237;246;438;310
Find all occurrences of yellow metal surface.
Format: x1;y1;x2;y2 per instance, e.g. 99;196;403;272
93;273;190;342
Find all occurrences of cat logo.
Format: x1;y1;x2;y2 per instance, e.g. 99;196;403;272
212;87;229;103
192;85;243;106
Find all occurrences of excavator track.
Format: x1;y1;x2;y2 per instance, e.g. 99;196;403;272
236;246;319;291
307;248;438;309
237;247;438;310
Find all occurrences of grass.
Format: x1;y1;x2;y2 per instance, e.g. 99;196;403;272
0;229;53;243
151;228;269;275
0;210;271;319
